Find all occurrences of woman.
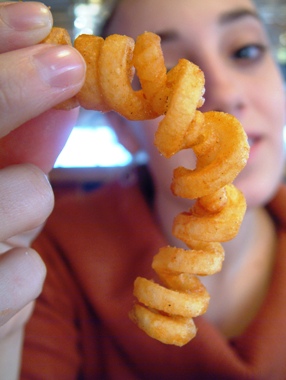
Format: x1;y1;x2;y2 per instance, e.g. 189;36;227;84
1;0;286;378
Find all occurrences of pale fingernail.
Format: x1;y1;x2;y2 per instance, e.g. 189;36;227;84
0;2;52;31
33;46;85;89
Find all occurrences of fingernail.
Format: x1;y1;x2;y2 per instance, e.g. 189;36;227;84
33;46;85;89
0;2;52;31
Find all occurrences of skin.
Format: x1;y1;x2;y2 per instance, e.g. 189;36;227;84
106;0;286;335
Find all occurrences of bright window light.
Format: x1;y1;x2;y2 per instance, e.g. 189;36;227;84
54;126;133;168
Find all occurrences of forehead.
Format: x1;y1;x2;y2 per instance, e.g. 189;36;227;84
107;0;258;38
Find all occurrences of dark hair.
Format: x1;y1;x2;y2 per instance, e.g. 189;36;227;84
99;0;121;37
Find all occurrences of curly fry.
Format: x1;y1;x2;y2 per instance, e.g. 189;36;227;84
42;28;249;346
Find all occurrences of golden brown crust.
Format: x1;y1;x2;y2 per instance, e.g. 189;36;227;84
41;26;72;45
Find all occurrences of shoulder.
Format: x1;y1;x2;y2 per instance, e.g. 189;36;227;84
267;183;286;227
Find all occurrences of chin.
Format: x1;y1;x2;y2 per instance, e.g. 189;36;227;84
234;153;285;208
236;176;282;209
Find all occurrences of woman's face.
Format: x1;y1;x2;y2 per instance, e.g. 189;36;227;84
107;0;286;208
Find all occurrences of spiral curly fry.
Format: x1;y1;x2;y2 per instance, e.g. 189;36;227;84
43;28;249;346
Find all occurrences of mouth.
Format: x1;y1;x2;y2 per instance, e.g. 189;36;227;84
247;134;261;148
246;134;263;162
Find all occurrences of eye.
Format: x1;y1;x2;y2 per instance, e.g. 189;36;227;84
232;44;267;61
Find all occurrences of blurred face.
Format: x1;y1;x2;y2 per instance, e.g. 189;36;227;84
107;0;286;209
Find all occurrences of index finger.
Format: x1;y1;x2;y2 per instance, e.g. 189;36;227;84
0;43;85;138
0;2;53;53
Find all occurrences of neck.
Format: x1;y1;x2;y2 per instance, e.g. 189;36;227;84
222;206;258;261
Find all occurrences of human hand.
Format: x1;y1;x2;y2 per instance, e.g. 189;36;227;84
0;2;85;373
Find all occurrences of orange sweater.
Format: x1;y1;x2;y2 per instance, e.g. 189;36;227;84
21;180;286;379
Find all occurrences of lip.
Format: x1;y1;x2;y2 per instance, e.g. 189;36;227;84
246;134;263;162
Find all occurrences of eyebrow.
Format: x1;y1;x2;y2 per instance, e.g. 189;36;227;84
156;8;262;44
219;8;262;25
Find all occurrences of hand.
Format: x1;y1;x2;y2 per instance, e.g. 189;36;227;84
0;2;85;376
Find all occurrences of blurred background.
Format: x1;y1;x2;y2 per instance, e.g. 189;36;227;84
2;0;286;189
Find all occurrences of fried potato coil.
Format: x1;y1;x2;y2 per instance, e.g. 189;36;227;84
133;276;209;318
174;184;247;243
154;60;205;158
130;304;197;347
42;30;165;119
133;32;167;114
43;28;249;346
98;34;159;120
171;112;249;199
74;34;109;111
152;244;225;277
42;26;72;45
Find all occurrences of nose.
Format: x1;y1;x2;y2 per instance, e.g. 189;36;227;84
200;62;246;119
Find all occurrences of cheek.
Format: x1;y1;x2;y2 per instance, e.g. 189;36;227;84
255;65;286;127
253;65;286;162
260;80;286;164
238;93;286;206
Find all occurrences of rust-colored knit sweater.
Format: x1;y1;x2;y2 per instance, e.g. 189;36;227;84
21;181;286;379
